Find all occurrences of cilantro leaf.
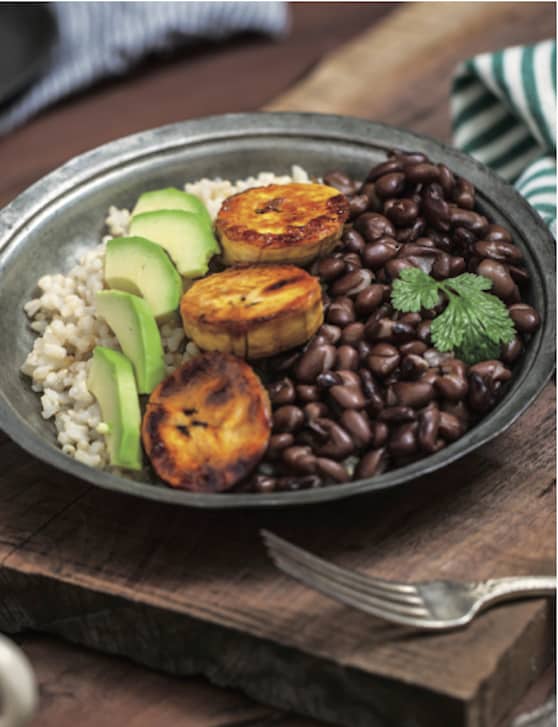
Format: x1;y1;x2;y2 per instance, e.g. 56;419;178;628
391;268;440;312
390;268;516;365
444;273;492;296
430;289;515;364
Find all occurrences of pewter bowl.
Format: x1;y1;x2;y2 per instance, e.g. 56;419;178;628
0;113;554;507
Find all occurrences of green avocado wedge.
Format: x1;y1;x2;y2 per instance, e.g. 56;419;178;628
95;290;166;394
104;236;181;321
129;209;220;278
132;187;212;227
87;346;142;470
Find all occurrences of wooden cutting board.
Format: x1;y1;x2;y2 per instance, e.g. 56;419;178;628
0;4;555;727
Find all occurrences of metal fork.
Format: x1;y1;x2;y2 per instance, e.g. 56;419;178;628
261;531;556;630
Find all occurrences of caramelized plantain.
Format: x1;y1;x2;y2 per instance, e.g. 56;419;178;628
142;351;271;492
180;264;323;359
215;183;349;266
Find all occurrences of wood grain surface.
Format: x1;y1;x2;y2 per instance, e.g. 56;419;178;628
0;3;555;727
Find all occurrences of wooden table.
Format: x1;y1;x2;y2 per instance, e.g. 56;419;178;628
0;3;555;726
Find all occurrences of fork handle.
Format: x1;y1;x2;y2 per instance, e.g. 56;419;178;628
477;576;556;608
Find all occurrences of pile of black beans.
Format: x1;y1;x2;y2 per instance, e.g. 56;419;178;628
240;150;541;494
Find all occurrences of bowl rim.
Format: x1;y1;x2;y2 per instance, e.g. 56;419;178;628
0;111;555;508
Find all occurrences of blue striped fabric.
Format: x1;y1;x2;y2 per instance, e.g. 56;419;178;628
452;41;556;237
0;2;288;136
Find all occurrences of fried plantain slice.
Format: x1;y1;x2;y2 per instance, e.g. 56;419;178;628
180;264;323;359
142;351;271;492
215;183;349;266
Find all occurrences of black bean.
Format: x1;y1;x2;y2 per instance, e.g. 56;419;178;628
474;239;524;263
317;371;340;389
392;381;435;408
339;322;364;347
318;256;346;282
508;265;530;285
327;297;355;327
477;259;517;299
389;422;419;456
423;183;450;231
416;320;432;344
375;172;406;198
355;448;388;478
508;303;541;333
361;238;400;269
331;269;373;297
340;409;373;447
267;377;296;405
335;370;363;387
296;384;320;402
435;359;468;401
405;162;440;184
267;432;295;456
391;150;429;166
366;159;404;181
315;458;350;483
314;419;355;459
400;353;429;380
484;224;512;243
452;225;476;251
366;343;400;377
365;318;415;343
358;368;384;414
385;258;420;280
355;213;396;242
324;170;359;196
294;344;336;383
418;404;441;453
399;340;428;356
329;384;367;410
379;406;417;423
395;218;426;244
273;405;305;433
438;411;464;441
342;228;366;253
282;445;317;473
501;336;523;364
398;312;422;326
342;252;363;271
449;208;488;234
336;344;360;370
437;164;455;197
372;422;389;448
453;178;475;209
317;324;342;345
304;402;329;421
349;194;370;218
384;198;419;227
469;360;511;383
449;255;466;276
361;182;382;211
432;252;451;279
468;372;496;413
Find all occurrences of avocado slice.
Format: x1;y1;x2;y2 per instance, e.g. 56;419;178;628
132;187;212;227
87;346;142;470
129;210;220;278
95;290;166;394
104;236;181;321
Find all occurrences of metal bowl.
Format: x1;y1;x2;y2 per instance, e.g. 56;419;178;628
0;113;554;508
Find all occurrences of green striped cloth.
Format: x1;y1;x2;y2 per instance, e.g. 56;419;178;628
451;40;556;237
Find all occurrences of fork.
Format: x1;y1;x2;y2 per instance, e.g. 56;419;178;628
261;531;556;630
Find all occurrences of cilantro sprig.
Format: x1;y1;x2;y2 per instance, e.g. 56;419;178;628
391;268;515;364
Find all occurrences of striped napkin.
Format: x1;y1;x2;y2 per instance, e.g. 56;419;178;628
451;40;556;237
0;1;288;136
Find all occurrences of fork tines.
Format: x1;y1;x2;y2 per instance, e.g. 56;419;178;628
261;530;431;626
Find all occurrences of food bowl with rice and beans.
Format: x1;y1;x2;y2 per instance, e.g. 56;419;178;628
0;113;553;507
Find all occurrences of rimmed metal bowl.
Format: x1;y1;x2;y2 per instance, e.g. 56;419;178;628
0;113;554;508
